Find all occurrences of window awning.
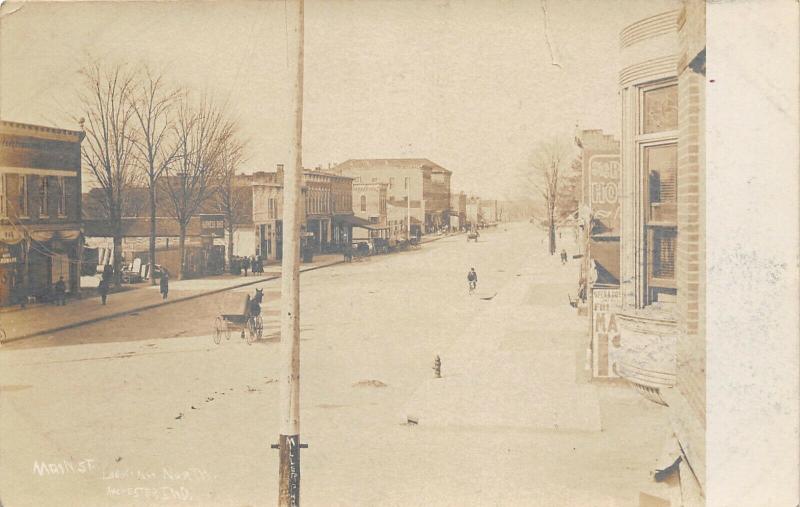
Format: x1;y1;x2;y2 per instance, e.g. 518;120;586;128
590;241;620;284
333;214;372;227
356;224;389;231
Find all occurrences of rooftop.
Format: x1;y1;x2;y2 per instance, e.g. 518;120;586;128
333;158;451;175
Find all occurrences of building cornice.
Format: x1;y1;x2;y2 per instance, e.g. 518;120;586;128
0;120;84;143
620;10;680;49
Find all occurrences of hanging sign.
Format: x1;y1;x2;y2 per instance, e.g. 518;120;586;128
591;286;621;378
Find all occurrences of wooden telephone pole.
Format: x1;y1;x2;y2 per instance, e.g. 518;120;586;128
278;0;304;505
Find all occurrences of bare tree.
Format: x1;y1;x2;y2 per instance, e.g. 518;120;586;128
78;61;140;287
213;137;248;268
162;93;234;279
528;137;573;255
130;67;179;285
556;156;582;222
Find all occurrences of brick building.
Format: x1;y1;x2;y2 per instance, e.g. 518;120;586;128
332;158;451;234
613;2;705;504
449;191;466;231
0;121;84;306
351;182;391;244
252;165;358;261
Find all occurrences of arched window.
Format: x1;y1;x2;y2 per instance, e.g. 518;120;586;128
360;195;367;212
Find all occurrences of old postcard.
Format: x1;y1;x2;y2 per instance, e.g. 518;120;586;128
0;1;797;506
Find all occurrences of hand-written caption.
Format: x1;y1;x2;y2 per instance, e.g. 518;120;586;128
33;459;212;502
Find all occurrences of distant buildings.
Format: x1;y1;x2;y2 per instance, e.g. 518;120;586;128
480;199;499;224
449;191;466;231
351;182;390;245
465;197;481;229
252;165;360;262
332;158;451;234
0;121;84;306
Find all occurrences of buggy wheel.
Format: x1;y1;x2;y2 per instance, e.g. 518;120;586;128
246;318;257;345
254;315;263;339
213;317;224;345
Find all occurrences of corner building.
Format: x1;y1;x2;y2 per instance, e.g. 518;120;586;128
615;2;705;505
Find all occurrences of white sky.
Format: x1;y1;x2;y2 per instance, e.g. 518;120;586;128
0;0;678;200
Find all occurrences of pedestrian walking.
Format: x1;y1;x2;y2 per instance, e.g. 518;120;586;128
98;278;109;305
54;276;66;306
560;249;568;264
160;271;170;300
467;267;478;295
242;256;250;277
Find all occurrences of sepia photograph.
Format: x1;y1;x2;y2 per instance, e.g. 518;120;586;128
0;0;797;506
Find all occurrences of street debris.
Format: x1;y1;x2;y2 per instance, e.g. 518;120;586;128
352;380;387;388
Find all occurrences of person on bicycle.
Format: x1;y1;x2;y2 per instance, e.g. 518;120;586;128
467;268;478;294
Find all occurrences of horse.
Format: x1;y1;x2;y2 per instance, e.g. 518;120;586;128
249;288;264;317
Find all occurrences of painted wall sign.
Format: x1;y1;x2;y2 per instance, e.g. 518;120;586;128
0;134;81;171
588;155;621;234
199;214;225;238
591;287;621;378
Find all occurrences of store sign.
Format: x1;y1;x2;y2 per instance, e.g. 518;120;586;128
589;155;621;233
199;214;225;238
0;134;81;170
0;248;17;265
592;287;621;378
0;226;24;244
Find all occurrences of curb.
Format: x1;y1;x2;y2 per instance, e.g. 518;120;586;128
2;259;345;345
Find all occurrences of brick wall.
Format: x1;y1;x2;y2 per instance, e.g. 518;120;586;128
674;0;706;491
676;0;705;429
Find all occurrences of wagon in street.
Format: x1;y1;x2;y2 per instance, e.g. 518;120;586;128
213;293;263;345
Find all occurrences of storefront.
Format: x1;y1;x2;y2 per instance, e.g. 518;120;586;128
1;120;84;305
0;226;81;305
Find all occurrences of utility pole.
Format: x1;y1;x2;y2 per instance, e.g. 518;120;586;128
278;0;304;505
406;177;411;241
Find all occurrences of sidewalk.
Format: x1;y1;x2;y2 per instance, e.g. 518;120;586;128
402;242;671;505
0;254;344;344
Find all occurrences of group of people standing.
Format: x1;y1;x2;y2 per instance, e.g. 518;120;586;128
231;255;264;276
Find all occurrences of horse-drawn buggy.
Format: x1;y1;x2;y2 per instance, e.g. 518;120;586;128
213;289;264;345
467;230;480;242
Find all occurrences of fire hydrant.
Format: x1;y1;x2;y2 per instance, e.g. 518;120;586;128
433;355;441;378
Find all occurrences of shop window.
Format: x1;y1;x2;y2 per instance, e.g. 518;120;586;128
644;144;677;224
58;177;67;217
39;177;50;217
642;84;678;134
647;227;677;303
0;175;5;217
18;175;29;217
